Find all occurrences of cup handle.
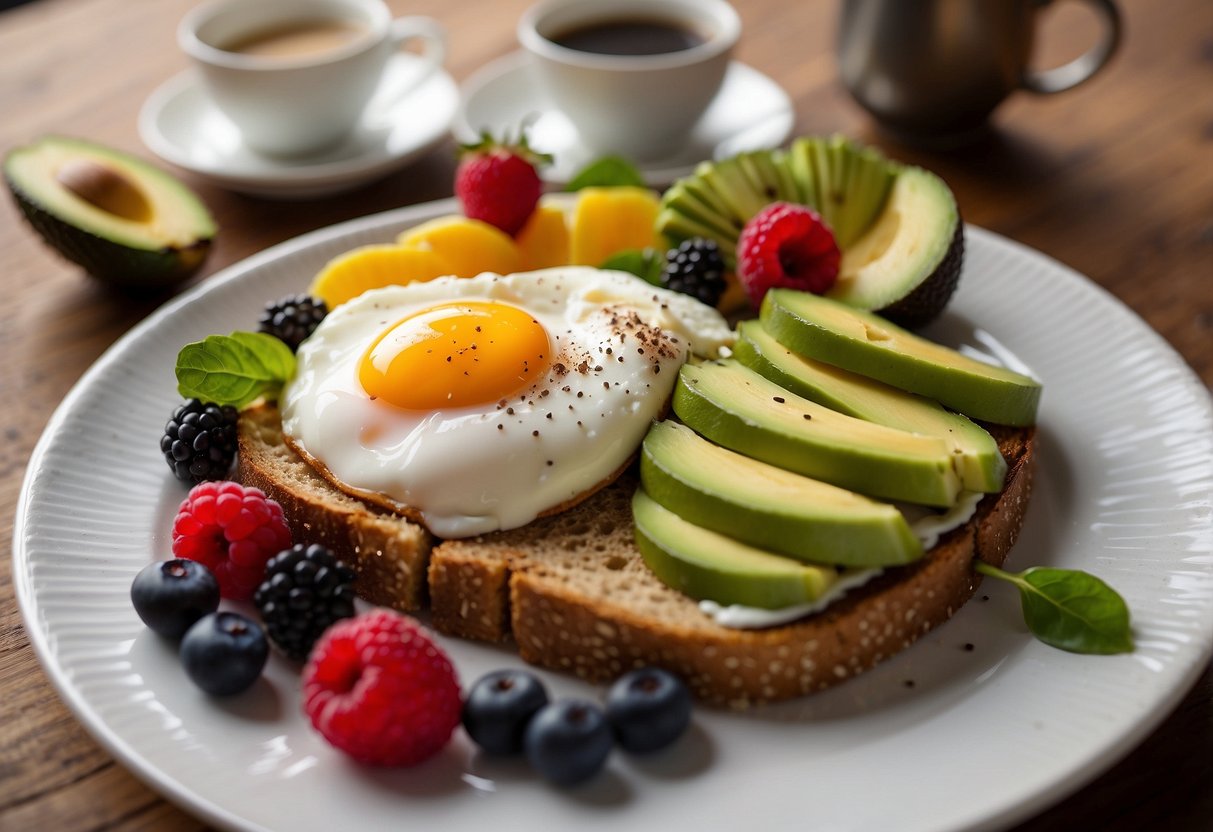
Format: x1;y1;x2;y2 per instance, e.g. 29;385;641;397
374;16;447;106
1021;0;1121;94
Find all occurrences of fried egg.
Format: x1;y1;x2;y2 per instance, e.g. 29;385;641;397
280;267;732;537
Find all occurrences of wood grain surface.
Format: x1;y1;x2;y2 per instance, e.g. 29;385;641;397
1;0;1210;829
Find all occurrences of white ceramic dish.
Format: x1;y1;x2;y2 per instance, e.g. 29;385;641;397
14;200;1213;832
455;52;794;185
139;55;459;199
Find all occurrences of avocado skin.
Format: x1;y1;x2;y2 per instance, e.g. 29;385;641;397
878;219;964;329
8;178;212;291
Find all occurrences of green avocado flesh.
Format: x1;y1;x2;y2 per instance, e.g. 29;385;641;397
5;136;216;289
673;360;962;507
632;488;841;609
827;166;959;312
656;135;962;325
640;421;922;567
762;289;1042;426
734;320;1007;492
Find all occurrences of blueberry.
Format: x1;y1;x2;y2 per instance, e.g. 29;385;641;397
524;699;612;786
462;669;549;755
130;559;221;639
180;612;268;696
605;667;692;753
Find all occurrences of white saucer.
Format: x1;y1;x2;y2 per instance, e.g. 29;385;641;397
139;54;459;199
456;52;794;185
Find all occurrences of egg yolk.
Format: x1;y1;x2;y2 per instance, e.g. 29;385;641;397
358;301;551;410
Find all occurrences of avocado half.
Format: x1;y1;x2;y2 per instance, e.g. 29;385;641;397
656;135;963;328
5;136;216;290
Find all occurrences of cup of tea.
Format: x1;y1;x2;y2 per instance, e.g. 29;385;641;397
838;0;1121;145
518;0;741;161
179;0;445;157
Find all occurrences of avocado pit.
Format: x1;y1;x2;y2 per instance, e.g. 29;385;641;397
56;158;153;223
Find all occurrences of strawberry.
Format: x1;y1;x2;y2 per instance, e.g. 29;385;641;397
455;131;551;237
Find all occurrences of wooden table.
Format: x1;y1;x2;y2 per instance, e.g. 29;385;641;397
1;0;1210;828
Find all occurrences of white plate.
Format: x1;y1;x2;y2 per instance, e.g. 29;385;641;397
139;55;459;199
455;52;794;186
14;201;1213;832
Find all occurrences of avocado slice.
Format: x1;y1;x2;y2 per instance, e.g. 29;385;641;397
762;289;1041;426
632;488;842;609
673;360;963;507
827;165;961;327
656;135;962;325
641;421;922;567
734;320;1007;492
5;136;216;290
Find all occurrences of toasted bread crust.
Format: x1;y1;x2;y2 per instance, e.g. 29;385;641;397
238;402;1035;706
282;430;637;534
431;426;1034;706
236;404;434;611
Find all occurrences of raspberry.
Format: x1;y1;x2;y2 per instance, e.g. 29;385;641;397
736;202;841;307
257;294;327;352
171;481;292;601
161;399;239;484
661;238;727;307
254;543;357;662
303;610;462;766
455;131;551;236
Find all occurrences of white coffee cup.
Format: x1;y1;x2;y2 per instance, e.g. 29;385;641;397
180;0;445;157
518;0;740;161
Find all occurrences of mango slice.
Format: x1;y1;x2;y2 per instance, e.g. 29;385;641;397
397;216;520;277
569;187;663;266
516;201;571;271
309;244;454;307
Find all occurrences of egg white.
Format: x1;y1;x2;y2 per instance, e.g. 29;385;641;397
280;267;733;537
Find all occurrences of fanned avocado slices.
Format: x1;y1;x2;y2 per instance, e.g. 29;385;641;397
5;136;216;290
656;135;962;327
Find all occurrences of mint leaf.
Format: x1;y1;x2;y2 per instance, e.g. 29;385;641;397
566;156;646;191
601;248;665;285
228;331;295;381
975;562;1134;654
176;332;297;408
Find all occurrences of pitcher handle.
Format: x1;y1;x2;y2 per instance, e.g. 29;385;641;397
1021;0;1121;94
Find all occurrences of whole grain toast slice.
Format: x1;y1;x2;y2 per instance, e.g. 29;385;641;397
237;403;434;612
429;426;1035;707
239;401;1034;706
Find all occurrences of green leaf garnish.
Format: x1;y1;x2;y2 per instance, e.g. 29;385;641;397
176;331;296;409
975;561;1133;654
600;248;665;285
565;156;646;191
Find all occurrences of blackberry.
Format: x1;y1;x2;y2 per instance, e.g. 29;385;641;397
258;294;327;351
660;238;727;307
254;543;356;661
161;399;239;484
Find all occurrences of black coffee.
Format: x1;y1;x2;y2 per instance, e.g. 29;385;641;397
549;18;706;56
